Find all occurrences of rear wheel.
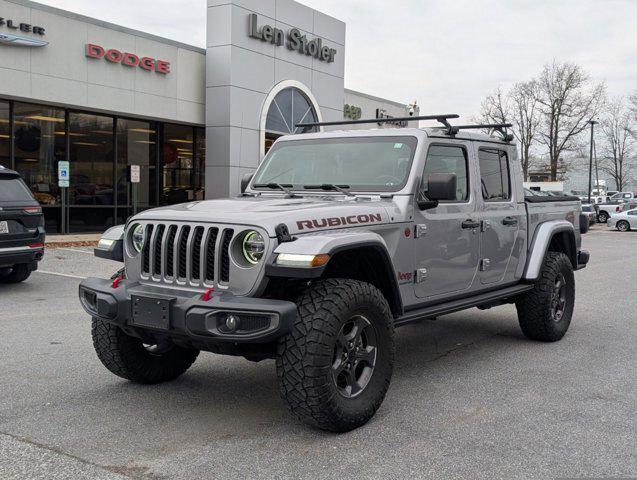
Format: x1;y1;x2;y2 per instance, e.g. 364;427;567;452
0;264;32;284
91;317;199;384
597;211;609;223
276;279;394;432
617;220;631;232
516;252;575;342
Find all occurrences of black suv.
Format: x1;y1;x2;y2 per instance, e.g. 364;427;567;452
0;166;45;283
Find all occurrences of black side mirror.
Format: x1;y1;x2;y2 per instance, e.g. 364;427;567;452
417;173;457;210
241;173;254;194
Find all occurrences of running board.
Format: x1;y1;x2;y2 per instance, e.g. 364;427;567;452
394;284;534;328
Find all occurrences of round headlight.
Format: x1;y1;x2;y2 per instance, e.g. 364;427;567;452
242;231;265;265
130;224;145;253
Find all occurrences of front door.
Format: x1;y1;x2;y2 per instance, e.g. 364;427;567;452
414;142;481;299
475;145;523;285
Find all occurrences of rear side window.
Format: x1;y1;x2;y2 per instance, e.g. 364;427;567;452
421;145;469;202
478;148;510;201
0;177;34;202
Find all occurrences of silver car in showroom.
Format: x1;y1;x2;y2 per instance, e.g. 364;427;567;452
608;208;637;232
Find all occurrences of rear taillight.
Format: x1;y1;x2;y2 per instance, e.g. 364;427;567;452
28;243;44;249
616;206;621;212
23;206;42;214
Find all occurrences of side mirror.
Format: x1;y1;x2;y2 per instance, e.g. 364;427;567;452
418;173;457;210
241;173;254;194
94;225;124;262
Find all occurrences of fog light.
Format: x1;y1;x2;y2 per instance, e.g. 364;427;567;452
225;314;239;332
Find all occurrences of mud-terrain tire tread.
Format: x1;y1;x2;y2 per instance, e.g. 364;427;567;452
276;278;394;432
516;251;575;342
92;317;199;384
0;264;31;284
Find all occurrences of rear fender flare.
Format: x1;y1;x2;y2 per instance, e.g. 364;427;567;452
523;220;576;280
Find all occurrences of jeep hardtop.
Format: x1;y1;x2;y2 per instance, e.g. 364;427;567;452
79;114;589;432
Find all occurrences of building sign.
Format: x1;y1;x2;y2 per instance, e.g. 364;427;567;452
248;14;337;63
85;44;171;74
344;104;362;120
376;109;408;127
0;16;47;47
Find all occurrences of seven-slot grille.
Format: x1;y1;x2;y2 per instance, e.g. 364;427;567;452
140;223;235;285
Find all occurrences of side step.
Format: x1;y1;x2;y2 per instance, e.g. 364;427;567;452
394;284;534;328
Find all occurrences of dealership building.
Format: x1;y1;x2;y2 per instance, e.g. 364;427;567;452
0;0;419;233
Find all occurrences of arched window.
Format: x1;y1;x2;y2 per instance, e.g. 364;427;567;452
264;87;318;153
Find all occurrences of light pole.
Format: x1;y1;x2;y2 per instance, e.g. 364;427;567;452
587;120;597;204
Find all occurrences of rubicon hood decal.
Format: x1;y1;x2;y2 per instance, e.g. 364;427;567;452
296;213;383;230
0;33;48;47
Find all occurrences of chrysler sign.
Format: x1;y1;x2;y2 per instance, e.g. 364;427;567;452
248;14;337;63
0;16;47;47
85;44;171;74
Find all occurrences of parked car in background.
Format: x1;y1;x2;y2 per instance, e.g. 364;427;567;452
0;166;45;283
608;208;637;232
580;204;597;225
596;198;634;223
619;201;637;213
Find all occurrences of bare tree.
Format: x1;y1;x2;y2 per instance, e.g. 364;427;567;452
477;83;540;181
535;61;606;180
598;97;635;191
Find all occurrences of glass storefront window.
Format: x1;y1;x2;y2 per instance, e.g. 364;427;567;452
68;112;114;233
13;103;66;232
162;124;194;205
0;101;9;169
195;127;205;201
116;118;157;222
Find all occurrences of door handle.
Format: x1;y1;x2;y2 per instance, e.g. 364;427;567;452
461;219;480;229
502;216;518;226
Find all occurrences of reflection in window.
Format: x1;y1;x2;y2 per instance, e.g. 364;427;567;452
478;148;510;201
195;127;205;200
68;112;114;233
0;101;9;168
13;103;66;232
117;118;157;220
162;123;194;205
422;145;469;201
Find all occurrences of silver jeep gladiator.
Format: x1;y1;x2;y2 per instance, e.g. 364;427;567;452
79;115;589;432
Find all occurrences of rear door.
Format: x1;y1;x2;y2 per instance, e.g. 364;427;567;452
474;145;524;285
413;141;481;299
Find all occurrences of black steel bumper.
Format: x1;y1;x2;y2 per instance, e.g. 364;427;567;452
78;277;297;345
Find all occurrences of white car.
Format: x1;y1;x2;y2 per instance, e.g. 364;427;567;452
608;208;637;232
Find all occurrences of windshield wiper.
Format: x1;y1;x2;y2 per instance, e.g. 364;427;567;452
303;184;354;196
253;183;300;198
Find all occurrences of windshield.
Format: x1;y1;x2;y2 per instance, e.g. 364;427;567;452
252;136;418;192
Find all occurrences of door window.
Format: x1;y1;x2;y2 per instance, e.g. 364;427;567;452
478;148;510;201
421;145;469;202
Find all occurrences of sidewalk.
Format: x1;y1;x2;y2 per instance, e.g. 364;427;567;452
46;234;101;248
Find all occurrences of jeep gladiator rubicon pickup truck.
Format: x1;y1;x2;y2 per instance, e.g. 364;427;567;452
0;166;45;283
79;115;589;432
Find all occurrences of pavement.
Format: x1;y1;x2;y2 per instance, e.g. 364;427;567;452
0;227;635;479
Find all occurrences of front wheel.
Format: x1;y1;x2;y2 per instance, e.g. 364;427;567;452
617;220;631;232
516;252;575;342
276;279;395;432
91;317;199;384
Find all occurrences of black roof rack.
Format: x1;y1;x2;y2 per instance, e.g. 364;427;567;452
296;114;459;131
446;123;514;142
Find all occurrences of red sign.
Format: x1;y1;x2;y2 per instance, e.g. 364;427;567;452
85;44;170;74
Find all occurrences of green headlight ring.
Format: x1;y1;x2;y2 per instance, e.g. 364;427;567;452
131;224;145;253
242;231;264;265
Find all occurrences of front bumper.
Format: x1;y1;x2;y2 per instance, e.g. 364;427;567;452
78;277;297;345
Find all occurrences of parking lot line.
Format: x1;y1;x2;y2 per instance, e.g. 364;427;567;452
58;248;94;255
35;270;87;280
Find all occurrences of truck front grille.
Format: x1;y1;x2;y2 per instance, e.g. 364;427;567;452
140;223;233;286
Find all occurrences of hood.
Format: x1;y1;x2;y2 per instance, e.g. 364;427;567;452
133;195;393;236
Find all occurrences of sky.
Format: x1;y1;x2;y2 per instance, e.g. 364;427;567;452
35;0;637;120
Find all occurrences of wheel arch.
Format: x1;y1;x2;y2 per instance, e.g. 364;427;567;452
523;220;577;281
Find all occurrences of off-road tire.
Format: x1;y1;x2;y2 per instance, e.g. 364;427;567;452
276;279;395;432
617;220;631;232
91;317;199;384
597;211;609;223
0;264;31;284
516;252;575;342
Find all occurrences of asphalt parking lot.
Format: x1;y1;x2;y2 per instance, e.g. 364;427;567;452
1;227;636;480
